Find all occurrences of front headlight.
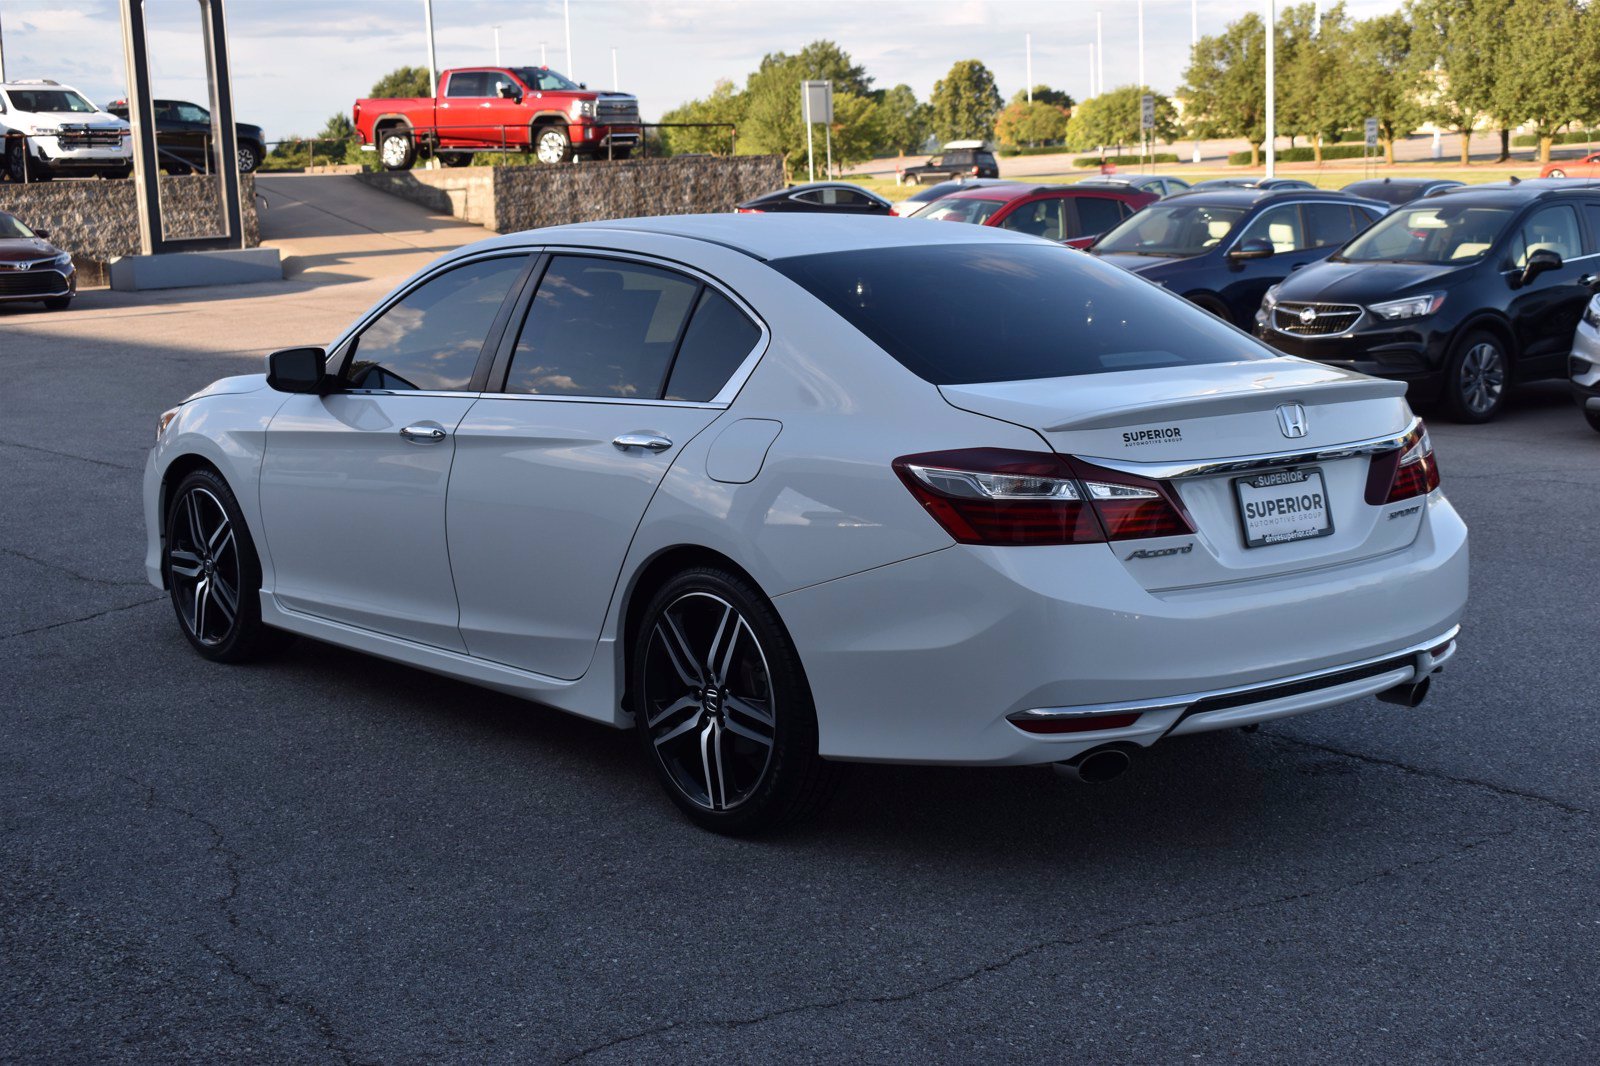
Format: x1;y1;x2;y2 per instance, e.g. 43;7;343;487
1263;283;1282;310
570;99;595;119
1583;296;1600;329
52;253;73;270
1370;293;1445;320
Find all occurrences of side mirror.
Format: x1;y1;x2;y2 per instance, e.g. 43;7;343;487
1518;248;1562;288
34;229;50;240
578;82;588;90
1229;237;1275;261
266;346;331;394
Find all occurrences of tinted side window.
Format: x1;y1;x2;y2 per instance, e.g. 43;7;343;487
998;199;1065;240
1239;204;1307;252
347;257;526;391
1074;196;1125;238
1514;205;1582;267
1305;202;1362;248
446;72;488;97
1585;204;1600;255
664;290;762;402
506;256;699;397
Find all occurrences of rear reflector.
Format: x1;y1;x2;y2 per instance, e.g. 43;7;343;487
1012;713;1141;735
893;448;1193;546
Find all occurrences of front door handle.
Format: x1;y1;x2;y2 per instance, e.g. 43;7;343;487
613;432;673;452
400;423;448;444
1580;273;1599;288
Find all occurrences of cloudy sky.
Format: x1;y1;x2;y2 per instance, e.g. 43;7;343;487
1;0;1404;141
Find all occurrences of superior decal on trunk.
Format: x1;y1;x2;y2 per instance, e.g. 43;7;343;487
1121;426;1183;447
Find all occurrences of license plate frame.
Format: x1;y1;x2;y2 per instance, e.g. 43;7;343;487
1233;466;1335;549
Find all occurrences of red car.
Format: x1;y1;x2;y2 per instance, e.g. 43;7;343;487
354;65;641;170
912;182;1158;248
1541;153;1600;179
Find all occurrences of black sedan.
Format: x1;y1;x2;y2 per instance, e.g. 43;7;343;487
106;98;266;173
891;177;1014;217
1074;174;1192;199
1339;177;1464;206
735;183;893;215
1257;180;1600;423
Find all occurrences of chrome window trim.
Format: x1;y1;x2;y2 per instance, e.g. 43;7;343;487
1083;415;1421;481
1010;624;1460;723
486;243;771;408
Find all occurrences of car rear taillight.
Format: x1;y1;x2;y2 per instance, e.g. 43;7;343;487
893;449;1194;546
970;166;981;175
735;207;763;214
1365;423;1440;505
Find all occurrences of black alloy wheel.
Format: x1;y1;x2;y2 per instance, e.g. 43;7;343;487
163;468;289;662
237;142;261;173
633;568;841;833
1443;329;1509;423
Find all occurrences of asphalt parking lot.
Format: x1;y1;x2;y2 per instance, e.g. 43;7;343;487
4;260;1598;1061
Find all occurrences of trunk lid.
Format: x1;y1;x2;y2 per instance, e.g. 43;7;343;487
939;360;1424;588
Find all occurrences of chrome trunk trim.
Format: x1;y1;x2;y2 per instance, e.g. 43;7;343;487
1079;416;1421;481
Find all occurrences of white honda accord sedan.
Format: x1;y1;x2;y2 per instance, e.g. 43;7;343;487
144;215;1468;832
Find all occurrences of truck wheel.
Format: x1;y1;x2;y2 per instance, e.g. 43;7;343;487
236;142;262;173
379;129;416;171
439;153;472;168
534;125;572;164
7;141;51;182
609;147;633;161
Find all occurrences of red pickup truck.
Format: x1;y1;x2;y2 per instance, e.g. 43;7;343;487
354;65;642;170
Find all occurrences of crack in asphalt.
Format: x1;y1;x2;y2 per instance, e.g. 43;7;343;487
121;774;361;1066
1262;733;1593;817
0;547;149;589
558;829;1522;1062
0;597;165;642
0;436;141;471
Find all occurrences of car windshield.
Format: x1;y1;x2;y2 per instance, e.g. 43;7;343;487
0;213;36;239
1094;203;1248;257
1338;203;1514;264
5;89;97;113
1342;182;1425;205
919;196;1008;224
770;243;1269;386
513;66;580;91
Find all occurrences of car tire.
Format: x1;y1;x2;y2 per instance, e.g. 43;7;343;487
1584;406;1600;434
237;142;262;173
904;174;919;186
1548;168;1566;178
1442;329;1510;423
378;128;416;171
533;124;572;164
439;153;472;168
608;147;633;161
7;141;50;182
631;566;843;835
43;296;71;311
162;468;291;663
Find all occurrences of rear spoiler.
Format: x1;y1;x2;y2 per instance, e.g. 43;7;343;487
1038;376;1408;432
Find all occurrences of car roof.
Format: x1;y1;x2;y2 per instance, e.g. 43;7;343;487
472;213;1049;262
936;182;1149;203
1343;177;1459;189
1165;187;1351;205
1417;178;1600;204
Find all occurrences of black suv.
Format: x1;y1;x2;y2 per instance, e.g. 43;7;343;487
1257;180;1600;422
1091;188;1386;329
902;142;999;185
106;98;266;173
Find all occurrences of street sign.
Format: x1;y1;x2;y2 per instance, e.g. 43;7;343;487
1364;117;1379;147
1141;94;1155;131
802;80;834;125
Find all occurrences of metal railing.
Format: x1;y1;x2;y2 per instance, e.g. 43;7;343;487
1;128;209;184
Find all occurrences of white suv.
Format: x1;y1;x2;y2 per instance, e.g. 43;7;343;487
1;80;131;182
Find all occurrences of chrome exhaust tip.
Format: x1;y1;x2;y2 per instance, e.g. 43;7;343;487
1376;675;1432;708
1053;745;1132;784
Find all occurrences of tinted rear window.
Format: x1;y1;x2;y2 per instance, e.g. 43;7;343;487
770;243;1268;386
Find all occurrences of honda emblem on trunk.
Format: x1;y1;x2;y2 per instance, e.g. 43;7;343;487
1277;403;1309;439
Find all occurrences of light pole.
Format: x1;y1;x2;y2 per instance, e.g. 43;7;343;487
1026;33;1032;103
1137;0;1145;91
1192;0;1202;163
564;0;573;82
612;46;618;91
1088;43;1095;101
0;3;7;84
1096;10;1104;96
1264;0;1276;177
541;41;548;66
423;0;438;96
493;24;501;65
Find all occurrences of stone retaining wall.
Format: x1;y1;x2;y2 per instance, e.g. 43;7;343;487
0;175;260;287
356;156;784;234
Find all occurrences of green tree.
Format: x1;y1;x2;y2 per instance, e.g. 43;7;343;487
735;41;879;176
1409;0;1509;165
1343;12;1427;164
1279;2;1354;162
1066;86;1179;153
876;84;932;155
929;60;1003;142
1494;0;1597;162
994;100;1069;148
1181;12;1269;164
1009;85;1075;109
368;65;434;100
659;79;743;155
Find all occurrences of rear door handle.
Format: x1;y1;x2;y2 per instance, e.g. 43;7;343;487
400;423;448;444
613;433;673;452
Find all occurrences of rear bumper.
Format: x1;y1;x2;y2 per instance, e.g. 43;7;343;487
774;491;1468;765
